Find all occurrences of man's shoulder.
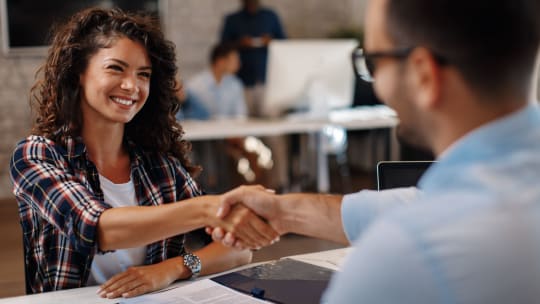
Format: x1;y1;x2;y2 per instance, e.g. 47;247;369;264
225;10;244;21
259;7;279;17
222;74;243;88
383;191;495;232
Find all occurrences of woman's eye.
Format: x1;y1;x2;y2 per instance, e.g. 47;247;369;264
139;72;151;79
107;65;123;72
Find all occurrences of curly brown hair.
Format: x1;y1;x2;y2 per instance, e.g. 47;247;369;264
30;7;199;175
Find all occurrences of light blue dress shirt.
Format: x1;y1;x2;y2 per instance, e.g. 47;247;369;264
325;103;540;303
186;69;247;119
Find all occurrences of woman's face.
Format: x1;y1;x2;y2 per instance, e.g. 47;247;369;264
79;37;152;126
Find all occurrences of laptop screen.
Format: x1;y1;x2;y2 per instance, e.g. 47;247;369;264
376;161;435;190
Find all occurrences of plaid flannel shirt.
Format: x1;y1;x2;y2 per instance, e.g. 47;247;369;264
10;135;202;293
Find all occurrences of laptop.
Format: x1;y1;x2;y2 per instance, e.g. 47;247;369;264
376;161;435;190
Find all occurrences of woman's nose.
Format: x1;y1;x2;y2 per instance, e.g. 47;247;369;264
120;75;139;93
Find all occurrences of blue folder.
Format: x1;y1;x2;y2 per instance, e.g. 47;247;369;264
211;258;334;304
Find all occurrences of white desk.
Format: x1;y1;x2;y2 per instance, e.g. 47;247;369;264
0;248;351;304
182;107;398;192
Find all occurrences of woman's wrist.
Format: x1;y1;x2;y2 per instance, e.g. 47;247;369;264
169;256;191;281
200;195;220;227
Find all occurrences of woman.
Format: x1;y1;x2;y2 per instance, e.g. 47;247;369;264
10;7;278;298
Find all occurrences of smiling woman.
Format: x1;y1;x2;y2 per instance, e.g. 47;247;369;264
9;7;280;298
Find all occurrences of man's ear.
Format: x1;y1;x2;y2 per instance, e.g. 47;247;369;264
407;47;442;110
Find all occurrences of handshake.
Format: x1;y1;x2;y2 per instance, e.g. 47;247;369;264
205;185;285;250
204;185;347;250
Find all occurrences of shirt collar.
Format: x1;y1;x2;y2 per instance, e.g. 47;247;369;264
419;102;540;189
62;133;87;161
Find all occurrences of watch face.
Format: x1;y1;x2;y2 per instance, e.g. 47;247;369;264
184;253;201;278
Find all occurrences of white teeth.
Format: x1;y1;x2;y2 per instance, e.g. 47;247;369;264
111;97;134;106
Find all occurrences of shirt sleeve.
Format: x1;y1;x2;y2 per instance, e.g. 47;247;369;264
233;78;248;118
220;15;234;42
323;219;439;304
170;156;203;201
10;138;111;254
341;187;421;242
271;11;286;39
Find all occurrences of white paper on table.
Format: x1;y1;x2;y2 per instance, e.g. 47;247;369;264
287;247;352;271
120;279;269;304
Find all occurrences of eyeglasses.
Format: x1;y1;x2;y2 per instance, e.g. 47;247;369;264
351;47;414;82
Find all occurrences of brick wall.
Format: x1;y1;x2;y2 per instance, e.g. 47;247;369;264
0;0;368;198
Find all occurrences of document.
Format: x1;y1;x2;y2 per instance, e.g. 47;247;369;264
120;279;268;304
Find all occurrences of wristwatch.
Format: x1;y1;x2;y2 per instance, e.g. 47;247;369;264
182;252;201;279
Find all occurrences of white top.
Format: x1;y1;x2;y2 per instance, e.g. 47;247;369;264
87;175;146;285
187;69;247;119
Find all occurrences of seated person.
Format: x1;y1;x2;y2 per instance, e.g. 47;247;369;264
10;8;278;298
186;43;247;119
175;87;210;120
180;44;270;189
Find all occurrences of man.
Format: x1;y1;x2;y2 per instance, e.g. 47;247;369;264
186;43;247;119
183;43;271;190
221;0;289;192
220;0;286;116
212;0;540;302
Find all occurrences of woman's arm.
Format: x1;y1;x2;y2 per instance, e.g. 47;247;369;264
98;196;279;251
97;242;252;298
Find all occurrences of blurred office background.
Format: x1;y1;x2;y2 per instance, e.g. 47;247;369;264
0;0;374;198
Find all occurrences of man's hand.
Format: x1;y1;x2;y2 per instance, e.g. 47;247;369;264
239;36;253;48
213;204;279;249
218;186;281;225
97;259;183;299
208;185;285;249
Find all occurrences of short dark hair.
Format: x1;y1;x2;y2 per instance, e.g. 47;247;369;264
386;0;540;98
209;43;238;65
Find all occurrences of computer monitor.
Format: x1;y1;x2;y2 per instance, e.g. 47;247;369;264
376;161;435;190
0;0;163;56
262;39;358;117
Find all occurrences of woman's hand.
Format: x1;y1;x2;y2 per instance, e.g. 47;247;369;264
212;204;280;250
97;258;186;299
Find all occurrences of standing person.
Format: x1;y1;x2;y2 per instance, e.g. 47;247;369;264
9;8;278;298
221;0;289;192
220;0;286;116
212;0;540;302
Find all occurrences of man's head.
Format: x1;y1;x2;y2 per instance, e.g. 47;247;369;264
364;0;540;153
242;0;260;15
210;43;241;75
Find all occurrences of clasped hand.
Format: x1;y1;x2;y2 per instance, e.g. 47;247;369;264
207;185;284;250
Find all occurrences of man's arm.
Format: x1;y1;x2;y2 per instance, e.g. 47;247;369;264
215;186;348;245
275;193;348;244
213;185;423;248
323;219;438;303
